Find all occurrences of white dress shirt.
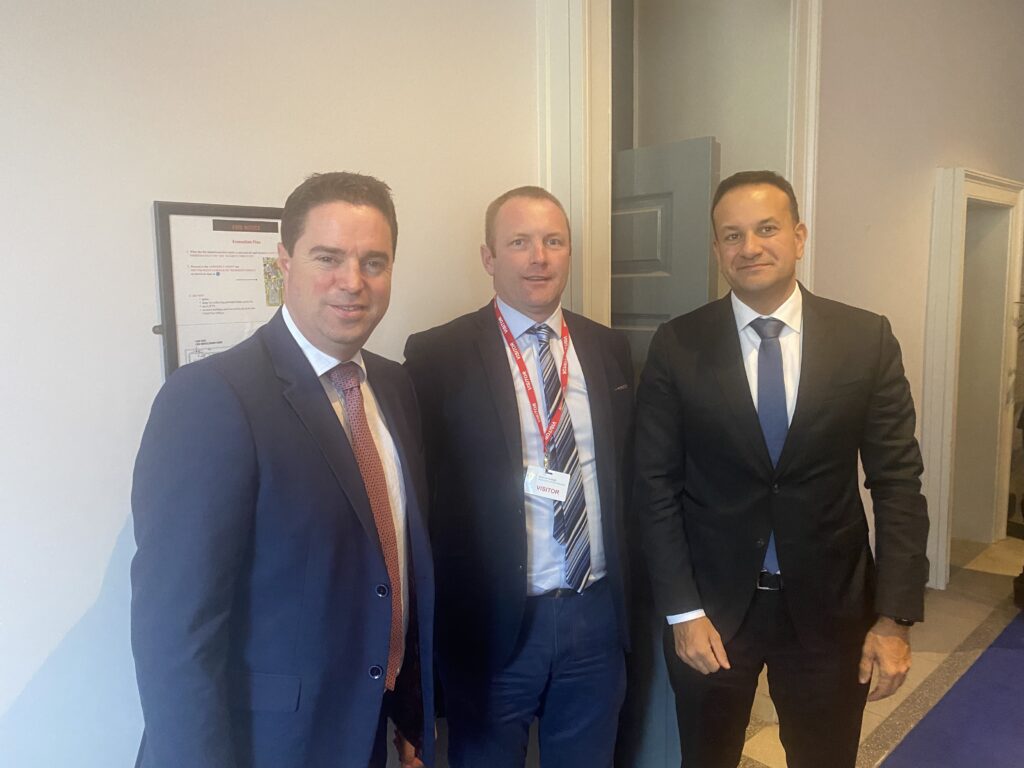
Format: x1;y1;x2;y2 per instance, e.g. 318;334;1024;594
282;306;409;632
667;285;804;625
495;297;607;595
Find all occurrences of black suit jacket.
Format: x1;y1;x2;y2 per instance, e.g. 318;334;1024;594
634;289;929;649
131;310;435;768
404;303;634;671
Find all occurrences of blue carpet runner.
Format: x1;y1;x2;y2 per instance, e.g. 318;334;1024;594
881;612;1024;767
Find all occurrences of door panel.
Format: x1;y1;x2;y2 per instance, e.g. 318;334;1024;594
611;136;720;378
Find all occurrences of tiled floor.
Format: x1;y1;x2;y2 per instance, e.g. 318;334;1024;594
738;536;1024;768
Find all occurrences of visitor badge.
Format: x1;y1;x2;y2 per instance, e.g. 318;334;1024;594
524;466;570;502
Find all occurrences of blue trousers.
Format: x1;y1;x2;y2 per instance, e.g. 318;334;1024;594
442;578;626;768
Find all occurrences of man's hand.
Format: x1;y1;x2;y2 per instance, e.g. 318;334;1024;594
672;616;731;675
859;617;912;701
393;729;424;768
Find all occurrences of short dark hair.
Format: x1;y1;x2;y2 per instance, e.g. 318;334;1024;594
280;172;398;255
484;185;570;252
711;170;800;232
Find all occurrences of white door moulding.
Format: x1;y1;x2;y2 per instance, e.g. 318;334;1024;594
922;167;1024;589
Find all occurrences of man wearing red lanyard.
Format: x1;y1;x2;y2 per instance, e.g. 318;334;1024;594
405;186;634;767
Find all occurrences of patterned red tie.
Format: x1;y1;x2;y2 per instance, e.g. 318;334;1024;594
329;362;404;690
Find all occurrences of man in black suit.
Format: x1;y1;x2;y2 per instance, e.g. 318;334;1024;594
404;187;633;767
132;172;433;768
634;170;929;767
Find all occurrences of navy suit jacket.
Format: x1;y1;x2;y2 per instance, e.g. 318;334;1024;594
404;304;634;672
131;310;434;768
635;289;929;649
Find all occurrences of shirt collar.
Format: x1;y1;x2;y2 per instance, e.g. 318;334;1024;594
730;284;803;335
494;296;564;341
281;305;366;381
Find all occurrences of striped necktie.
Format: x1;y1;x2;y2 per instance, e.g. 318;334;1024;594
528;323;591;592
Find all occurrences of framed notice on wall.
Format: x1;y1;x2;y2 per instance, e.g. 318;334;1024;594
153;201;284;376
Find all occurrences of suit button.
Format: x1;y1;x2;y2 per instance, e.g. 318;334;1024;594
756;538;766;548
771;483;780;494
376;584;389;598
369;665;383;679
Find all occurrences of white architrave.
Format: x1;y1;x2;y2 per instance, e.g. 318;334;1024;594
540;0;821;323
922;168;1024;589
536;0;612;324
788;0;822;289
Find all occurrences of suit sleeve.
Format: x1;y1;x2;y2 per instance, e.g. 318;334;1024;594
860;316;929;621
614;330;636;513
130;363;257;768
403;332;442;509
608;329;638;617
633;323;702;616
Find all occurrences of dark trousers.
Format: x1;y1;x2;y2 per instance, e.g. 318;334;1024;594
442;577;626;768
664;589;869;768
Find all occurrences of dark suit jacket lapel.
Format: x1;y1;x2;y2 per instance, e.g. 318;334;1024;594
564;312;615;517
363;352;412;484
474;304;524;477
704;296;775;473
777;289;832;472
261;310;380;550
365;352;434;592
364;352;424;518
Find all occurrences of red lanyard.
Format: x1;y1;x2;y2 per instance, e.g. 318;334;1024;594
493;299;571;467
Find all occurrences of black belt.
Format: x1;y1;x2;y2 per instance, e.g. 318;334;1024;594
531;577;605;599
756;571;783;591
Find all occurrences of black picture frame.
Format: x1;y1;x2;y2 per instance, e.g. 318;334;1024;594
153;201;283;376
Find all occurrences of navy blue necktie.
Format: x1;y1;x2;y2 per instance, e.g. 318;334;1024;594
750;317;787;574
528;323;591;592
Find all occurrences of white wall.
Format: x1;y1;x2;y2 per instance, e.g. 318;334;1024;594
634;0;791;178
814;0;1024;423
0;1;540;764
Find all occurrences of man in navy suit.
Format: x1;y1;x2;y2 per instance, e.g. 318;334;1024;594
405;187;634;767
131;172;434;768
635;171;929;767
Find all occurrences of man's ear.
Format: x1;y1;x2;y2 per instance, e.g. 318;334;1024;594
277;242;292;278
480;244;496;276
794;221;808;260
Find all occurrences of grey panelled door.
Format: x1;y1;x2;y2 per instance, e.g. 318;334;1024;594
612;137;719;768
611;136;720;379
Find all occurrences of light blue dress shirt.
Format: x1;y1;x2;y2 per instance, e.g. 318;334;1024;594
495;297;607;595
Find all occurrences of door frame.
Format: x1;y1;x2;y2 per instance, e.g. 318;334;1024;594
922;168;1024;588
786;0;822;290
537;0;612;323
537;0;822;324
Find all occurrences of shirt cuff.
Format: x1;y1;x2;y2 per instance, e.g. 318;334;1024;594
666;609;706;625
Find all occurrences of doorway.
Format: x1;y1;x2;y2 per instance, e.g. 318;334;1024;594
952;201;1014;544
1008;264;1024;541
922;168;1024;589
